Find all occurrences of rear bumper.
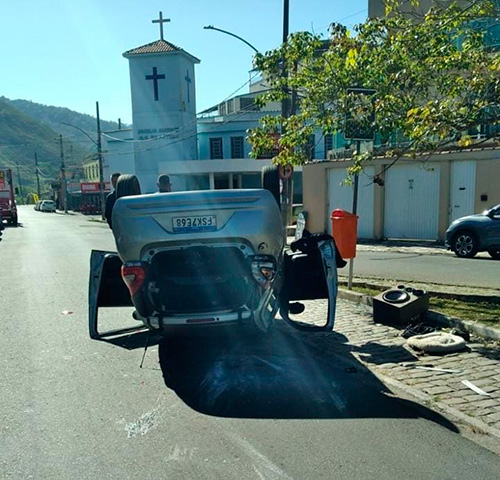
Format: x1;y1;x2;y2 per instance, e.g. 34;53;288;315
135;308;253;329
133;281;277;333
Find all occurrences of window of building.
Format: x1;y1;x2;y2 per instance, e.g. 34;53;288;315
239;97;260;112
231;136;244;158
210;137;223;159
227;99;234;114
324;133;333;159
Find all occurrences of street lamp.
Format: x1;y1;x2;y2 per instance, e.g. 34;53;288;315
203;25;260;54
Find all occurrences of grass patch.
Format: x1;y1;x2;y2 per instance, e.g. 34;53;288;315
342;284;500;327
429;297;500;326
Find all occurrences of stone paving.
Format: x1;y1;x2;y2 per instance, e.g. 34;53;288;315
295;299;500;437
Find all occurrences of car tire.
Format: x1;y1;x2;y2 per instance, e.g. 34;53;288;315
488;249;500;260
452;231;478;258
262;165;281;207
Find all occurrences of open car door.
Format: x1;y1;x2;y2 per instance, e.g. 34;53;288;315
280;234;340;332
88;250;142;339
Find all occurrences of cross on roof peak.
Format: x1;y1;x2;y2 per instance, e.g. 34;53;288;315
152;11;171;41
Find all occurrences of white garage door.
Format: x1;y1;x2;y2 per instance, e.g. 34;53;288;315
384;163;440;240
327;167;375;239
450;161;476;223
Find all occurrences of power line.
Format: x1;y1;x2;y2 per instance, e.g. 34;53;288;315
104;98;271;158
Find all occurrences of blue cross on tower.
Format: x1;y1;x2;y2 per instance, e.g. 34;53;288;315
185;70;191;103
145;67;165;101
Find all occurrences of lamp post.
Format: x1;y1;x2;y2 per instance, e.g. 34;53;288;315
204;3;294;230
203;25;260;54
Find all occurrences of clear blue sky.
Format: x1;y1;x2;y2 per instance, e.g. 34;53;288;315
1;0;367;124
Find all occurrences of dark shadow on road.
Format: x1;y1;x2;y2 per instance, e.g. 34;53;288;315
158;326;459;434
1;222;24;228
354;341;419;365
472;344;500;362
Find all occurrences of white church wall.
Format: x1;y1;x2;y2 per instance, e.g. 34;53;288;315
127;51;198;193
102;129;135;180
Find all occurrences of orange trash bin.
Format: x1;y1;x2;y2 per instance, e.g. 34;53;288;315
330;209;358;259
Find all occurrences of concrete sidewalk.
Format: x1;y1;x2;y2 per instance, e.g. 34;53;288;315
295;299;500;442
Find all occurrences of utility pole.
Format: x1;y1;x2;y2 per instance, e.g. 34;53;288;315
34;152;41;199
281;0;290;120
15;162;24;198
347;139;361;290
281;0;293;232
96;101;106;221
59;135;68;213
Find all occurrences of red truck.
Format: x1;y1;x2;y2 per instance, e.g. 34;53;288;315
0;168;18;226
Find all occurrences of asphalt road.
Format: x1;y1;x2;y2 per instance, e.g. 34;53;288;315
1;206;499;479
341;250;500;290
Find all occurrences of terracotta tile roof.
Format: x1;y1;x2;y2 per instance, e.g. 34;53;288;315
123;39;200;62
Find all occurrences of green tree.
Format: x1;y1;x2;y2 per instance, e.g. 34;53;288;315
248;0;500;178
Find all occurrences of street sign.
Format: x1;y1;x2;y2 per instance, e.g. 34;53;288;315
344;87;376;141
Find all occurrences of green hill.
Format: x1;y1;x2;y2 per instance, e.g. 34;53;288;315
4;97;124;150
0;97;92;198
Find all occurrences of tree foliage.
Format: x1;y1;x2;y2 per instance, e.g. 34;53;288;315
248;0;500;176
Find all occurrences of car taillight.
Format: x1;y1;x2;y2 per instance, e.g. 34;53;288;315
121;262;147;296
251;255;276;288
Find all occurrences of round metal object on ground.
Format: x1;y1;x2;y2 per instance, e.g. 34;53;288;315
382;290;410;304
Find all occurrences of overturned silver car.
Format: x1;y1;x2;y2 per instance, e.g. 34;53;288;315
89;188;340;339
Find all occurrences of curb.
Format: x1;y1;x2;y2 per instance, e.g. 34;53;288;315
368;367;500;441
337;279;500;304
338;288;500;342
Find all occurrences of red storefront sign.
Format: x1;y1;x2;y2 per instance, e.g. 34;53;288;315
80;182;111;194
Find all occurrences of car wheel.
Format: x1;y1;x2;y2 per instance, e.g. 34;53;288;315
262;165;281;207
452;231;478;258
488;249;500;260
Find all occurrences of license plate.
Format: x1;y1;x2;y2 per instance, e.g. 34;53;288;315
172;215;217;233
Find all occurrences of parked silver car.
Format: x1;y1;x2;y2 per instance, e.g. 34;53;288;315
445;204;500;259
40;200;56;212
89;188;339;339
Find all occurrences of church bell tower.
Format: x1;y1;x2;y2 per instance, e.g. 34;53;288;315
123;12;200;192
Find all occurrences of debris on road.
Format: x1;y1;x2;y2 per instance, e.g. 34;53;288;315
414;366;463;373
402;322;437;339
461;380;492;397
407;332;466;353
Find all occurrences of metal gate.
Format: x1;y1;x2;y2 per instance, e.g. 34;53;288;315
327;166;375;239
384;163;440;240
450;161;476;223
